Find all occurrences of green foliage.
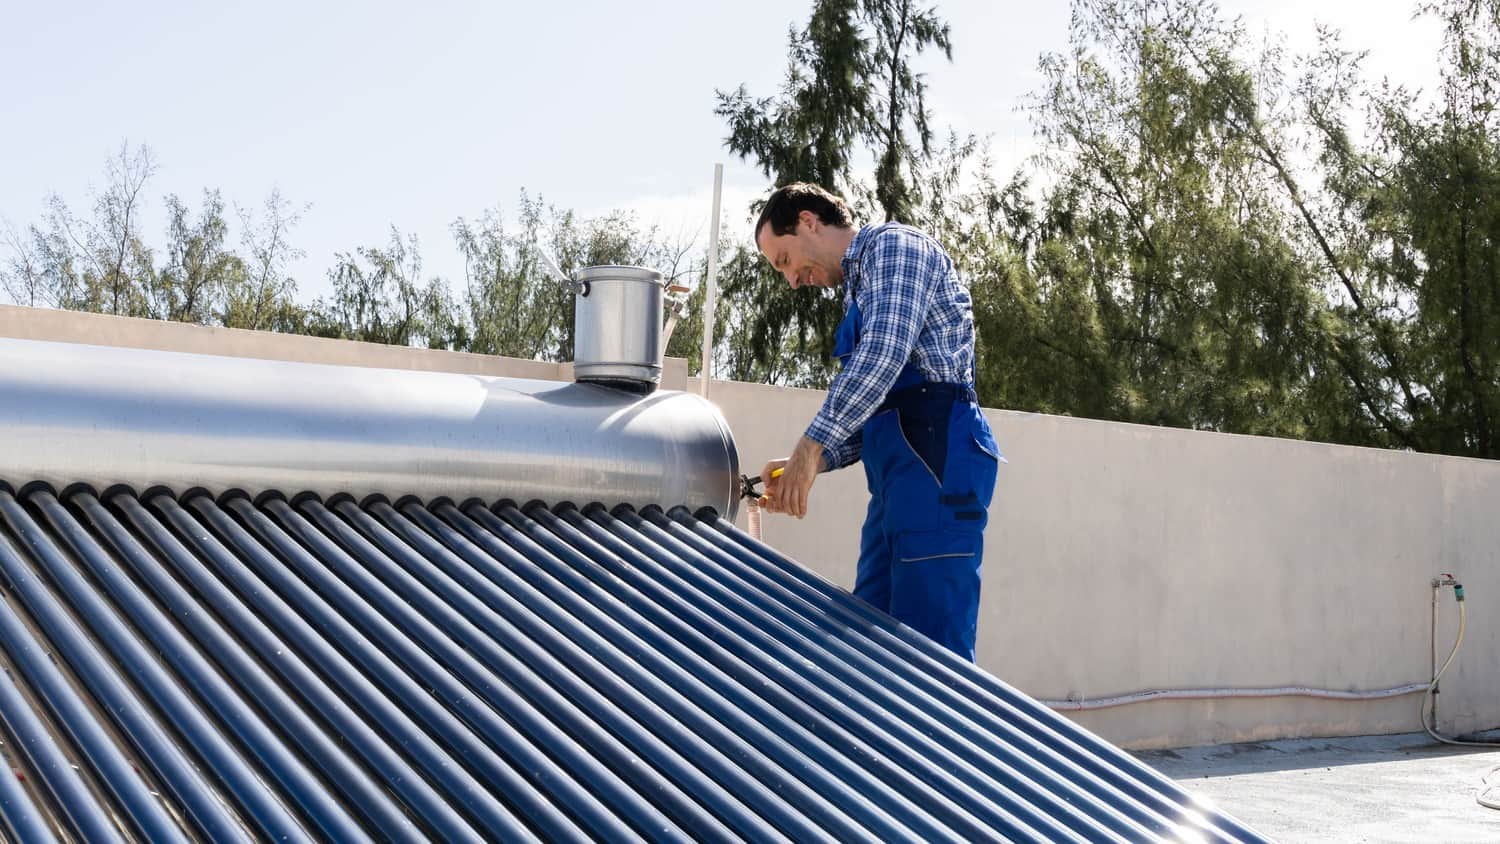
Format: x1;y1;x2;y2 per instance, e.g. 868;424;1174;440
1000;0;1333;437
1300;0;1500;456
225;191;307;332
715;0;957;383
453;195;571;361
706;0;1500;460
321;227;463;350
454;193;698;364
149;190;241;324
0;143;309;331
698;237;842;387
863;1;952;223
27;143;159;317
716;0;869;196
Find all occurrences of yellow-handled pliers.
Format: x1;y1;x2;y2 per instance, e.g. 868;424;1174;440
738;467;785;501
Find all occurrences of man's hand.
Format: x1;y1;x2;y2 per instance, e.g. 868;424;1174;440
756;458;789;511
762;435;824;519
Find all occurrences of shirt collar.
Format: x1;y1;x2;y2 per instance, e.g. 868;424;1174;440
839;224;878;292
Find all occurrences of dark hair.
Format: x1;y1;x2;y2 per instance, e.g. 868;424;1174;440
754;182;855;239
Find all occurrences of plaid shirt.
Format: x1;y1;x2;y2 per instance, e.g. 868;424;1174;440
807;223;977;470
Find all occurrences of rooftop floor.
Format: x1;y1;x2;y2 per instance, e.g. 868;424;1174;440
1137;732;1500;842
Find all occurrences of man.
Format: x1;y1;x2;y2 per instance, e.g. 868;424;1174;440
755;182;1003;663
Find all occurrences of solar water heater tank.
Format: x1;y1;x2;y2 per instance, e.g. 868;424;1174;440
0;337;739;517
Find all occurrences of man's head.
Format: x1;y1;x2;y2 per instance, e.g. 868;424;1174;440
754;183;857;290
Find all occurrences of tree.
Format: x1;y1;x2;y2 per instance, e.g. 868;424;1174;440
453;194;572;361
981;0;1335;438
715;1;957;386
0;144;318;335
148;190;241;324
83;143;158;316
454;193;694;363
0;222;51;308
717;0;870;197
660;234;833;385
321;227;463;349
16;143;159;316
225;190;307;332
863;0;953;223
1299;0;1500;456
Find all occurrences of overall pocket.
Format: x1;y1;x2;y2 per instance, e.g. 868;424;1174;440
890;529;983;659
929;408;1000;536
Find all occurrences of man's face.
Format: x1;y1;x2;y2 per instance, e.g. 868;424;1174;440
756;211;838;290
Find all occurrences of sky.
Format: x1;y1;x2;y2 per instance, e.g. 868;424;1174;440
0;0;1446;302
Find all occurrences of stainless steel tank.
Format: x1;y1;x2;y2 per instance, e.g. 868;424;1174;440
0;338;738;517
571;265;664;389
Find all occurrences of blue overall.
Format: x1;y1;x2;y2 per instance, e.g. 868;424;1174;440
835;301;1002;662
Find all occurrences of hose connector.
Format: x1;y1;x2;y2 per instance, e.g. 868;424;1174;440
1455;584;1466;602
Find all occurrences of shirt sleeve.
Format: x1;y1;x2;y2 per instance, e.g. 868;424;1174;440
805;227;941;464
820;429;863;472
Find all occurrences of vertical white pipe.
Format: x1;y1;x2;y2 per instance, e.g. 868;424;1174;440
700;164;723;398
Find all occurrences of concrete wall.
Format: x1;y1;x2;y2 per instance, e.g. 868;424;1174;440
5;304;1495;750
0;304;690;388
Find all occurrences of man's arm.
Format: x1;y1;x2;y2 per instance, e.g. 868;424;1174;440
771;229;943;518
804;227;943;456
